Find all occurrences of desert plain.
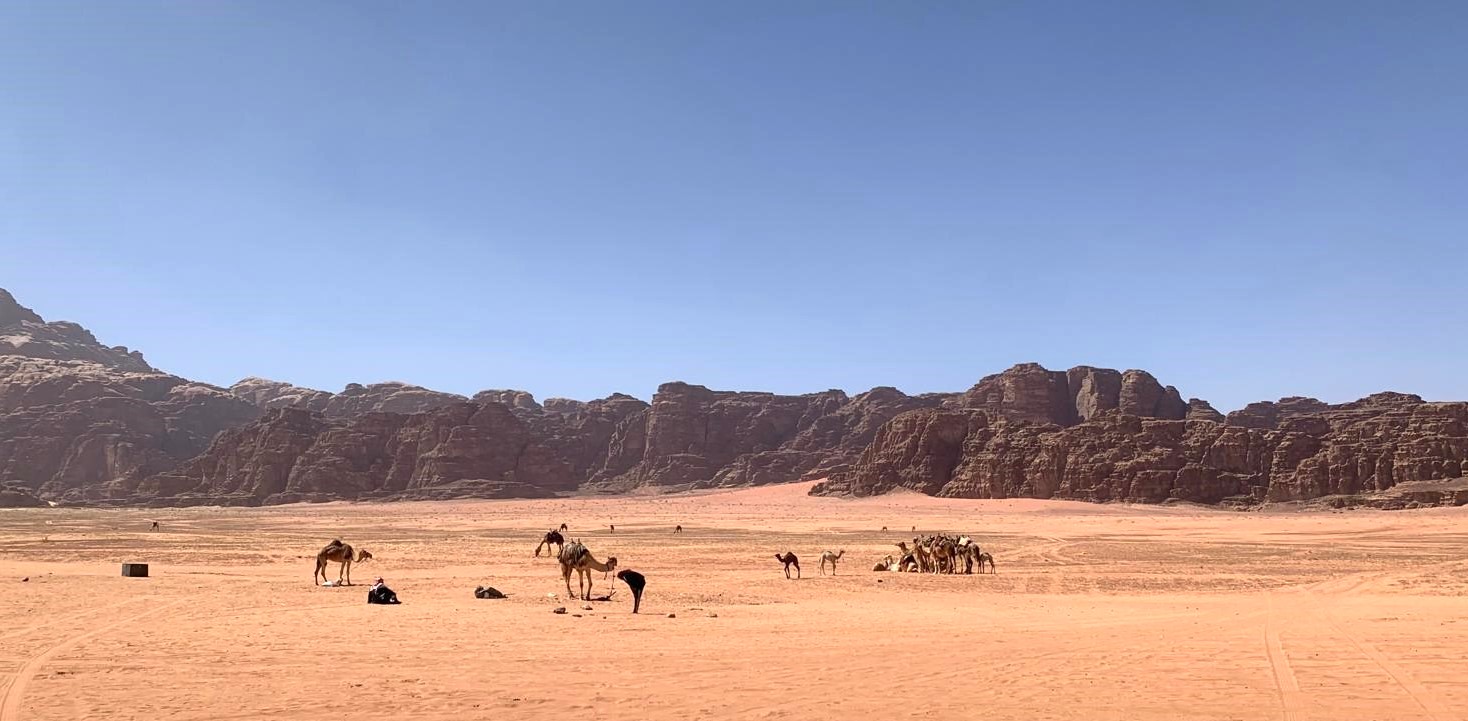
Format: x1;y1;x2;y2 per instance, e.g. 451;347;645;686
2;481;1466;721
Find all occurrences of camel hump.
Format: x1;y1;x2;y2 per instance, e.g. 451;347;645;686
560;541;587;564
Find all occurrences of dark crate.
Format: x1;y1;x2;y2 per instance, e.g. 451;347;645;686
121;563;149;578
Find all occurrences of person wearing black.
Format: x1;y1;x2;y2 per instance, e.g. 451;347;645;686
615;569;645;614
367;577;400;605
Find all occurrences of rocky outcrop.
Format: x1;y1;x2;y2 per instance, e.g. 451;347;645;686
588;382;850;490
1224;396;1330;429
133;403;569;505
229;377;334;412
1186;399;1225;422
815;393;1468;505
4;288;1465;508
0;292;262;504
229;378;467;418
961;363;1186;426
0;290;152;372
472;389;541;413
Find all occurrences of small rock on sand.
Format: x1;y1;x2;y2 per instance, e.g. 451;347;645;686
667;613;676;618
552;607;567;614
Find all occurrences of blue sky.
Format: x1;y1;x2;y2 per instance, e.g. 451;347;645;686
3;2;1465;411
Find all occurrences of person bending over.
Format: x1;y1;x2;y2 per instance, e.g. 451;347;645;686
615;569;645;614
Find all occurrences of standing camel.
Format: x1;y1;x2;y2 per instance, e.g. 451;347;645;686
674;525;683;534
820;549;845;575
775;552;800;579
558;541;617;600
535;530;565;558
978;551;995;574
314;539;371;586
559;523;569;532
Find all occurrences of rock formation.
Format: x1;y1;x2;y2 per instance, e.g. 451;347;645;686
959;363;1187;426
815;387;1466;505
585;382;851;490
2;289;1464;508
229;377;468;418
0;293;260;504
131;403;570;505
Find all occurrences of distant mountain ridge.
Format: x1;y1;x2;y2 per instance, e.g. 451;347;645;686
0;288;1462;508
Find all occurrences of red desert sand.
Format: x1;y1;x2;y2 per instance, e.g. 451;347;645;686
3;481;1467;720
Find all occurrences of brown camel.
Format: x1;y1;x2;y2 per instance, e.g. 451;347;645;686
674;525;683;534
820;549;845;575
558;540;617;600
534;529;565;558
978;551;995;574
775;552;800;579
313;539;371;586
559;523;568;531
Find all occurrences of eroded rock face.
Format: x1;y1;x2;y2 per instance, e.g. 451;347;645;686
586;382;851;490
135;403;570;505
962;364;1187;426
1224;397;1331;429
0;290;152;372
229;378;468;418
5;287;1465;507
0;294;261;504
815;394;1468;504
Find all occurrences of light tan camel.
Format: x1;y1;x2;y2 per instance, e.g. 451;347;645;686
872;554;896;572
820;549;845;575
911;538;934;574
558;540;617;600
314;539;371;586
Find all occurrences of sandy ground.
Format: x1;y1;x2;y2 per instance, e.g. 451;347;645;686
2;482;1467;721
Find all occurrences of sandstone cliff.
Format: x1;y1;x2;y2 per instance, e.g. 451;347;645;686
130;403;570;505
815;387;1466;504
229;377;467;417
0;292;260;503
3;289;1465;508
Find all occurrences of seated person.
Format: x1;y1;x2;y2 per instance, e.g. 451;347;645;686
367;577;400;605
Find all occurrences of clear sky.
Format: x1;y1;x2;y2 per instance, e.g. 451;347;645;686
3;2;1465;412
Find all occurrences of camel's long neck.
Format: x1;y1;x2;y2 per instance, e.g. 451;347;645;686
585;556;611;572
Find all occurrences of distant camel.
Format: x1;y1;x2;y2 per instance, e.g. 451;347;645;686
609;524;615;533
820;549;845;575
559;540;617;600
559;523;568;532
150;521;159;531
978;551;995;574
314;539;371;586
535;530;565;558
881;526;888;531
674;525;683;534
775;552;800;579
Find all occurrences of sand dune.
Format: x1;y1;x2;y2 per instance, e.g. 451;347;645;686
3;482;1467;720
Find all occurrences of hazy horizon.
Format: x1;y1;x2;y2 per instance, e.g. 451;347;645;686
5;3;1465;411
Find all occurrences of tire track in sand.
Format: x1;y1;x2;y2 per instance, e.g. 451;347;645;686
1264;592;1304;721
0;598;187;721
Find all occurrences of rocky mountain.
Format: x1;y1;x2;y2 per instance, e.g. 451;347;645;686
229;377;467;417
2;289;1463;507
813;366;1466;505
0;291;260;505
125;403;572;505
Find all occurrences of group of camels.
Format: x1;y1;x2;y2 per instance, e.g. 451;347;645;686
312;524;994;602
877;534;994;574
